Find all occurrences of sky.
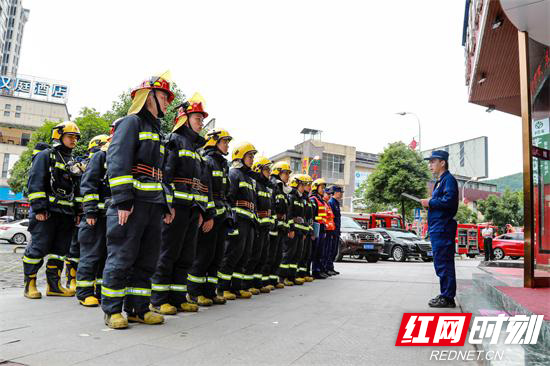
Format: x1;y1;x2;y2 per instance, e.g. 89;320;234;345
18;0;523;179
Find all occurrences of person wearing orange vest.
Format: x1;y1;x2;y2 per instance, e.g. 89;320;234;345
323;187;338;276
310;178;329;279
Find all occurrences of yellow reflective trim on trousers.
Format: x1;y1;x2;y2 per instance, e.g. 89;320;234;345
152;284;170;292
178;149;196;158
262;276;270;281
48;254;65;261
22;256;41;264
170;284;187;292
233;207;254;219
269;275;279;280
76;280;95;287
55;162;66;171
126;287;151;296
289;264;298;269
253;274;263;279
244;275;254;280
133;181;163;191
269;231;278;236
83;194;99;202
66;257;80;263
102;286;126;298
48;196;74;207
207;277;218;284
228;229;239;236
232;272;245;279
187;274;206;284
109;175;133;187
279;264;289;269
217;271;232;280
28;192;46;200
212;170;223;177
299;267;307;272
138;132;160;141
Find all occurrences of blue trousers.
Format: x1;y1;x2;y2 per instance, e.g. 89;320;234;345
324;231;339;271
430;232;456;299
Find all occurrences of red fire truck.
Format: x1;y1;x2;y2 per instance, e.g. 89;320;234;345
344;211;404;230
455;223;499;258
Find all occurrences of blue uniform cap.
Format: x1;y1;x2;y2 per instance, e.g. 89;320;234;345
331;186;343;193
425;150;449;161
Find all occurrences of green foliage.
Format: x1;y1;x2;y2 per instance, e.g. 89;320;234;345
364;142;431;221
455;203;478;224
477;189;524;231
483;173;523;193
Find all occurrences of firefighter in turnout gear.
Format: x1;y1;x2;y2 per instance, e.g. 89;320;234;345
297;174;315;282
249;156;274;294
23;121;81;299
150;93;213;314
269;162;292;289
310;178;329;279
101;73;175;329
280;175;308;286
217;142;257;300
76;133;113;307
187;129;233;306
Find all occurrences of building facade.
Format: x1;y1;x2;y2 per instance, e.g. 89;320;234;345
0;0;29;76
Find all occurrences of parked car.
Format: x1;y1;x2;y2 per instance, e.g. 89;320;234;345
0;215;15;224
492;232;524;260
336;216;384;263
0;219;30;245
371;228;433;262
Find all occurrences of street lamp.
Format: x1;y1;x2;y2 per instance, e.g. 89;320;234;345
396;112;421;152
462;176;478;203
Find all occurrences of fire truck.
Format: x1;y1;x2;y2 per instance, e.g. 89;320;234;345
344;211;404;230
455;223;499;258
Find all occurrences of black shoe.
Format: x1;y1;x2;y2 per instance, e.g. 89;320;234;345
428;295;443;306
333;270;340;275
429;297;456;308
313;273;327;280
326;270;336;276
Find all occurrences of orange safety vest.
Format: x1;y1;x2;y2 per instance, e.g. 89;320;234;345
311;195;327;224
324;203;336;231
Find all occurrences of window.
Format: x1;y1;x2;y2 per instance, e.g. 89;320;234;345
2;153;9;178
21;133;29;146
15;105;20;111
15;112;20;118
322;153;345;180
5;104;10;110
3;111;9;117
290;158;301;174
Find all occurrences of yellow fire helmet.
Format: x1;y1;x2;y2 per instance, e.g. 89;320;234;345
88;134;110;151
271;161;292;176
127;71;174;116
51;121;81;141
252;156;272;173
204;128;232;149
232;142;257;161
311;178;327;191
302;174;313;184
290;174;307;188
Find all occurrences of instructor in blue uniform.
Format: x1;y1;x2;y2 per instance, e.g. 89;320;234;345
421;150;458;308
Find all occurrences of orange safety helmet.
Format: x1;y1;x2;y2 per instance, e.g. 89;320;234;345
173;92;209;132
130;76;175;103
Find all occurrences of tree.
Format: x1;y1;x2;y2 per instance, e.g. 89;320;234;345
364;142;431;222
8;108;110;194
455;203;478;224
102;83;187;135
477;190;524;231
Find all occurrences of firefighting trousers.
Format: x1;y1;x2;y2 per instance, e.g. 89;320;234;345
324;230;339;272
187;217;228;298
431;232;457;299
65;224;80;287
76;216;107;300
312;225;327;274
151;205;200;307
268;228;284;286
280;231;304;280
298;231;313;277
101;202;163;315
23;212;75;287
248;225;271;289
218;217;255;292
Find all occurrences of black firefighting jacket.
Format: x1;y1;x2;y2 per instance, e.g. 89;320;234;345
270;175;290;232
27;144;78;216
303;191;314;233
288;187;308;233
202;147;230;222
164;125;212;215
106;109;169;211
228;164;257;223
252;171;274;228
80;149;111;219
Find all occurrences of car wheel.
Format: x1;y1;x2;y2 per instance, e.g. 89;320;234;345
366;255;379;263
422;257;433;262
335;240;343;262
467;254;476;259
493;248;505;261
510;256;520;260
392;246;406;262
11;233;26;245
352;254;364;260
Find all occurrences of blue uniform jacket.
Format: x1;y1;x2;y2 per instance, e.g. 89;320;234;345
428;170;458;236
328;197;341;233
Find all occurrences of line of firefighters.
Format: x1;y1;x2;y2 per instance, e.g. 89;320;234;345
21;73;344;329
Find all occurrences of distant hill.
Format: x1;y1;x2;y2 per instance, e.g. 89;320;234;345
483;173;523;193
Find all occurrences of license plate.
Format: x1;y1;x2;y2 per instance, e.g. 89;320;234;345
364;244;374;249
427;251;433;256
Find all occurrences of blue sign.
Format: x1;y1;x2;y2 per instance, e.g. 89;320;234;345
0;74;69;103
0;187;23;201
414;208;421;220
